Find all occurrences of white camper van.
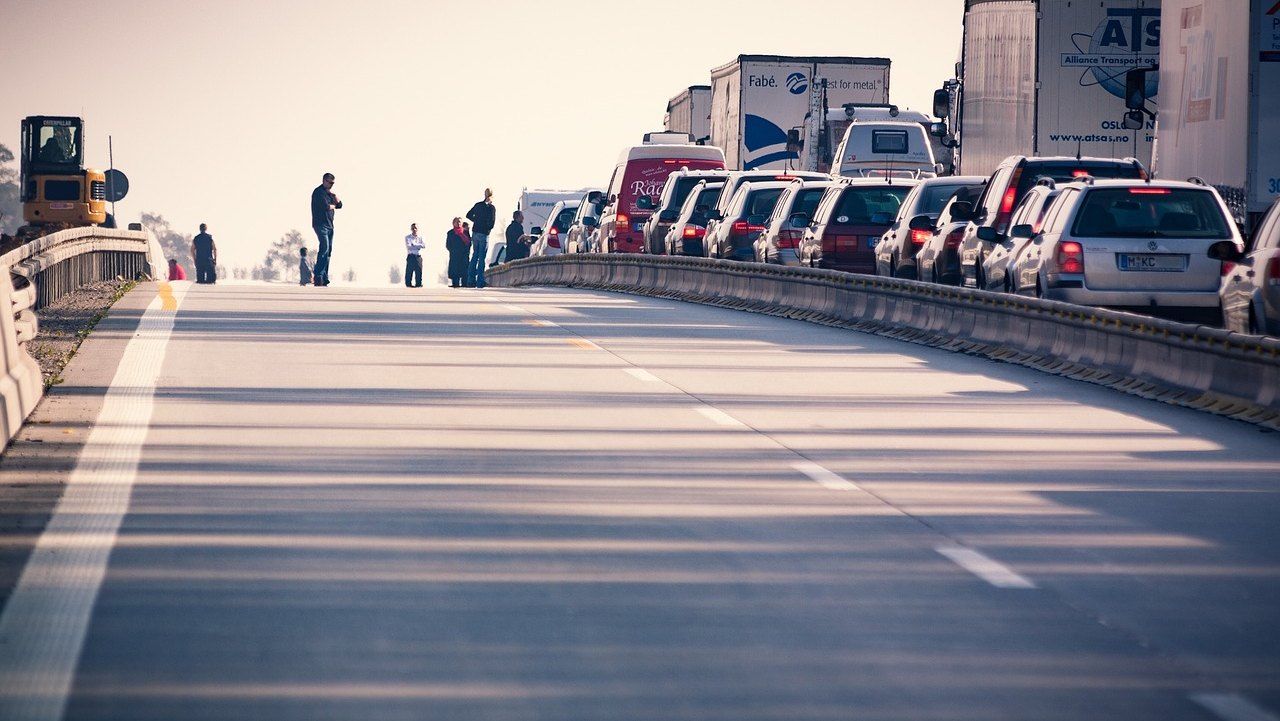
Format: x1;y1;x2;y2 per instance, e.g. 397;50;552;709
831;118;939;180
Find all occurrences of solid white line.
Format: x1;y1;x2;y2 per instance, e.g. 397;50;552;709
624;368;660;383
936;546;1037;589
696;407;745;427
503;304;526;313
0;283;188;721
525;318;557;328
1190;694;1280;721
792;461;860;491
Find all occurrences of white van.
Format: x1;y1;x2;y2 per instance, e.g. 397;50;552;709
831;116;939;180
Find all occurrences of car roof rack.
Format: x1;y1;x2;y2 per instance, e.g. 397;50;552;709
1034;176;1056;189
1187;176;1208;186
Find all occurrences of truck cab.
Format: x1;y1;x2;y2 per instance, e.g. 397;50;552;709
20;116;106;227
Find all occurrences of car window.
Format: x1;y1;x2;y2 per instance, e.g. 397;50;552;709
768;188;796;222
980;167;1013;220
792;188;828;221
744;188;785;219
668;176;708;212
1071;188;1232;238
918;182;976;216
1010;190;1042;227
553;207;577;232
1016;161;1144;200
1251;203;1280;250
831;186;910;225
1042;189;1078;234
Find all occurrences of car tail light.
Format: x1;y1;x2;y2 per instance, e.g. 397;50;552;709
548;227;560;249
1128;187;1171;194
910;228;930;246
731;220;749;237
616;212;629;230
1056;241;1084;274
995;166;1023;233
944;229;964;249
1268;257;1280;286
778;229;803;249
682;226;705;239
1072;170;1090;178
1221;261;1236;276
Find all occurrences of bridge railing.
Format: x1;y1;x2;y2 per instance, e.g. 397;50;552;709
1;227;163;444
488;254;1280;430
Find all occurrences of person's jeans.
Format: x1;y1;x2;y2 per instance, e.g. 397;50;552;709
469;233;489;288
405;254;422;287
313;225;333;284
196;255;216;284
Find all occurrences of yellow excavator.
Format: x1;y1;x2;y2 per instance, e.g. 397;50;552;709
12;116;107;245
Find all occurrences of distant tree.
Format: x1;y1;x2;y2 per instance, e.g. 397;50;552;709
343;267;356;282
141;212;194;271
0;144;21;236
216;264;228;280
389;264;401;284
264;229;306;283
232;266;248;280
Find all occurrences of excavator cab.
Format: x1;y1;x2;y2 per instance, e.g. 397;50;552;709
19;116;106;227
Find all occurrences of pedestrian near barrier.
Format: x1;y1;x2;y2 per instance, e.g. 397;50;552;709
167;258;187;281
405;222;425;288
446;217;470;288
191;223;217;284
466;188;496;288
299;247;312;286
505;210;528;262
310;172;342;287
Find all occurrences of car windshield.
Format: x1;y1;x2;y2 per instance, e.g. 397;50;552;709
1071;189;1232;239
832;186;909;224
918;183;979;216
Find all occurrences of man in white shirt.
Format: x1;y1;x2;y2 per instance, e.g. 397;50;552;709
404;223;425;288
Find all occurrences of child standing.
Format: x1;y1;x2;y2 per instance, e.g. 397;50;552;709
299;247;313;286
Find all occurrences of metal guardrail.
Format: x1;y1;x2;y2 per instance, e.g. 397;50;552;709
487;254;1280;430
1;227;162;445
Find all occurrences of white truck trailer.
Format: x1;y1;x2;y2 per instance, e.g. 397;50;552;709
1151;0;1280;229
941;0;1162;176
708;55;891;171
664;86;712;144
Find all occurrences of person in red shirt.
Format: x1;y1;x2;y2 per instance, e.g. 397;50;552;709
167;258;187;281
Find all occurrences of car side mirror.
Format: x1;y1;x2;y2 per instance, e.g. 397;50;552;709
582;217;597;228
908;215;934;231
587;190;604;204
1207;240;1244;263
949;201;974;223
659;210;678;222
530;226;542;235
609;194;617;204
788;213;809;228
636;195;656;210
976;226;1002;243
1010;224;1034;240
870;212;893;225
933;87;951;119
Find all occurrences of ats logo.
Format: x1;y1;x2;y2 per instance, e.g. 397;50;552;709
1060;7;1161;100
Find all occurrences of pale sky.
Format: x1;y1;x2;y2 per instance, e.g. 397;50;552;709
0;0;963;284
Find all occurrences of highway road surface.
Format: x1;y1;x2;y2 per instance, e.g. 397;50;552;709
0;281;1278;721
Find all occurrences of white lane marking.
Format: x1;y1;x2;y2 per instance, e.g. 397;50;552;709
503;304;526;313
0;283;188;721
696;407;745;427
523;318;557;328
936;546;1037;589
1191;694;1280;721
792;461;860;491
624;368;660;383
567;338;601;351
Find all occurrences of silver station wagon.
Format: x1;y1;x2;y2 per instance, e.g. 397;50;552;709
1008;179;1243;322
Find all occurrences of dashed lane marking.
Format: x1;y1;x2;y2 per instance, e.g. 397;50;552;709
696;407;746;427
0;281;188;721
523;319;557;328
1190;694;1280;721
792;461;860;491
936;545;1037;589
568;338;601;351
503;304;526;313
624;368;661;383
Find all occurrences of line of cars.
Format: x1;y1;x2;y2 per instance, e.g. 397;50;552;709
514;130;1274;335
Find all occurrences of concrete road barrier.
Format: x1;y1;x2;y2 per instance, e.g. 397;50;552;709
1;227;160;445
488;254;1280;430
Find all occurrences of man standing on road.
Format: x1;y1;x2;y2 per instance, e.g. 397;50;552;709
404;222;425;288
505;210;528;262
310;172;342;286
191;223;217;284
465;188;496;288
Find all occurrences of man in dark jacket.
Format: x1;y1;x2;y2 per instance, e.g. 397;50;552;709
465;188;496;288
191;223;217;284
504;210;527;262
310;172;342;286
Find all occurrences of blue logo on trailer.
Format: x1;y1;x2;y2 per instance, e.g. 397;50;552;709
786;72;808;94
1063;7;1161;99
743;114;795;169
